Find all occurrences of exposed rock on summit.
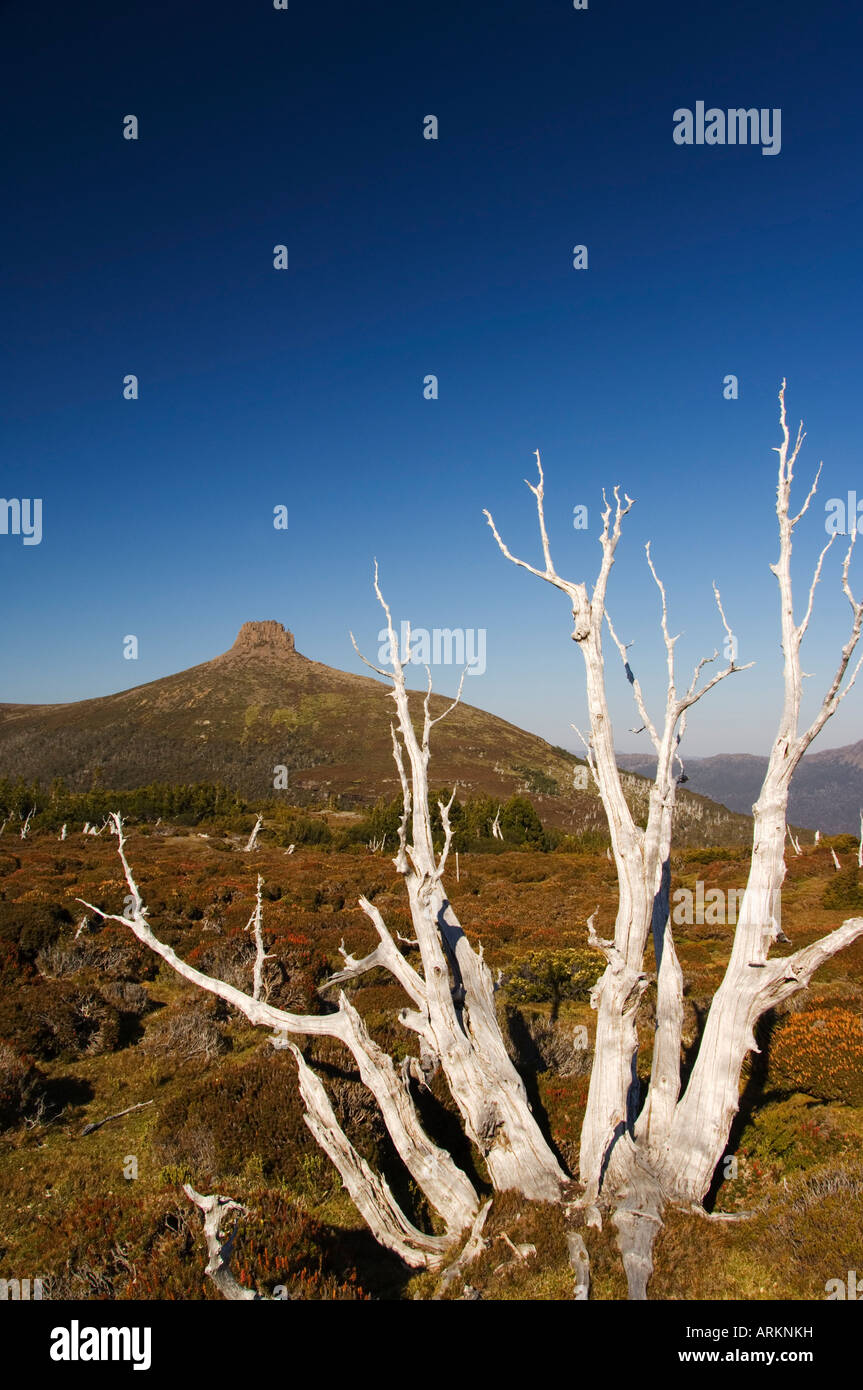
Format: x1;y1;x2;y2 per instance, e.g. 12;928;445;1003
228;621;297;657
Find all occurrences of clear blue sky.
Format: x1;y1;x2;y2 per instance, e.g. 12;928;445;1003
2;0;861;757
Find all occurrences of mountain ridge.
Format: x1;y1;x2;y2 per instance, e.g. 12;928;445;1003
616;743;863;834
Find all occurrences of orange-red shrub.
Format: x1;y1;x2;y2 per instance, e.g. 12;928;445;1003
770;1006;863;1106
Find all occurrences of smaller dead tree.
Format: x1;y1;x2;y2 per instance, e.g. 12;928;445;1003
244;815;263;853
81;570;569;1286
244;874;272;1001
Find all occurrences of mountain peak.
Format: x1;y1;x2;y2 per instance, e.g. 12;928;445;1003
229;621;296;655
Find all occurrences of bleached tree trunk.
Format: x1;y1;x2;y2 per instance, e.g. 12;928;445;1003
486;473;747;1212
350;574;568;1202
244;815;263;852
244;875;271;1001
662;389;863;1209
184;1187;261;1300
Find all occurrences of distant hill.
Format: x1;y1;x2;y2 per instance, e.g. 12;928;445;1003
0;620;757;844
616;742;863;835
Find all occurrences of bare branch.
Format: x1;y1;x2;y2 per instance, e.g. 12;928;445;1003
797;533;836;641
320;896;427;1009
435;788;458;881
571;725;600;791
80;1100;154;1138
795;534;863;758
483;451;577;596
790;460;821;529
432;1199;493;1299
288;1043;452;1267
605;612;661;754
428;666;468;729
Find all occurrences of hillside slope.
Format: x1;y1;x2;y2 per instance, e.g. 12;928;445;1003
0;621;755;843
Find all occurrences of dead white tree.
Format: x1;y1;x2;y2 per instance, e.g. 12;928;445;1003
485;381;863;1295
183;1186;261;1301
81;812;476;1268
20;806;35;839
80;571;570;1282
858;810;862;869
244;814;263;852
830;847;842;871
244;874;273;1002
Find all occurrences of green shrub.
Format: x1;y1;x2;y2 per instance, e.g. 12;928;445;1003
153;1048;385;1190
152;1053;317;1184
43;1189;368;1301
822;867;863;912
512;765;559;797
504;948;604;1019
